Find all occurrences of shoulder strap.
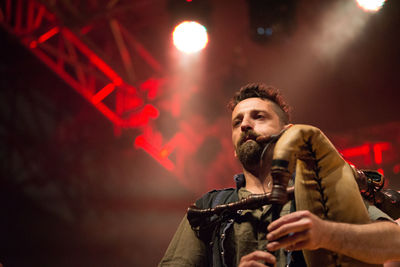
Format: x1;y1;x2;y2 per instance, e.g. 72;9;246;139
190;189;238;267
195;188;239;209
213;189;239;207
189;188;238;234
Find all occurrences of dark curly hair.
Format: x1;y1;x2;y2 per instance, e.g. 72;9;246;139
228;83;291;124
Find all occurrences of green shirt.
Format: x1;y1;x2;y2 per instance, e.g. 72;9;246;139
232;187;292;267
159;188;393;267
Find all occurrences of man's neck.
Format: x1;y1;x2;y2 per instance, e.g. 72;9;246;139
243;168;272;194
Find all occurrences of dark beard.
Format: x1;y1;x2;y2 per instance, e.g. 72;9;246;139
236;139;263;171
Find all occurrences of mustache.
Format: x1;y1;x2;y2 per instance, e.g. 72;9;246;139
238;131;281;146
238;130;261;145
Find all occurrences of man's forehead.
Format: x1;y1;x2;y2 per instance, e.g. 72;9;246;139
231;97;274;117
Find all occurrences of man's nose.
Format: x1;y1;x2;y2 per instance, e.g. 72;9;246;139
240;118;253;132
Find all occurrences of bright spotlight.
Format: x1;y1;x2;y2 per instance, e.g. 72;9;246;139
172;21;208;54
356;0;386;12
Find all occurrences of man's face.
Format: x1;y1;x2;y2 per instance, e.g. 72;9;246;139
231;97;285;170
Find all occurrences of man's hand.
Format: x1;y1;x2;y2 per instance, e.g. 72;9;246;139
238;250;276;267
266;210;329;252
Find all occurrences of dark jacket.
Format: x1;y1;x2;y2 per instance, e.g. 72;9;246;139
188;174;306;267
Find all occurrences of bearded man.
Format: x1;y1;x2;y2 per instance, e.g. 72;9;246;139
159;83;400;267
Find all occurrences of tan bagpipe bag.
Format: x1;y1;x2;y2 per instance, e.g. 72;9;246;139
270;124;381;267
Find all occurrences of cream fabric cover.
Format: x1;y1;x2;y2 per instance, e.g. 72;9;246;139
272;124;380;267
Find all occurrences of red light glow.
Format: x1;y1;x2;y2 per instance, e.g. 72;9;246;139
34;5;45;29
80;25;93;35
117;105;159;128
373;142;390;165
134;136;175;171
393;164;400;174
30;40;37;48
340;142;392;170
62;28;123;85
140;79;161;100
160;149;169;158
340;142;393;176
92;83;115;104
38;26;59;43
15;0;22;33
340;144;371;165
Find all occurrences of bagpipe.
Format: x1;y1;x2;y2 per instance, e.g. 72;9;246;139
188;124;400;267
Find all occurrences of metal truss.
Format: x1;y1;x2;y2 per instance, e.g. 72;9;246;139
0;0;180;173
0;0;161;130
0;0;240;192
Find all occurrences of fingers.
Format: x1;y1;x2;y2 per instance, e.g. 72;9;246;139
267;214;312;242
267;230;309;251
266;210;324;251
286;240;307;251
239;250;276;267
268;210;311;233
239;261;272;267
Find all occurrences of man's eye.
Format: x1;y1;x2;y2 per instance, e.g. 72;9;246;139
232;120;241;127
256;114;265;119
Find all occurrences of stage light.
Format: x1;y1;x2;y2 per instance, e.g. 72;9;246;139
356;0;386;12
172;21;208;54
168;0;212;49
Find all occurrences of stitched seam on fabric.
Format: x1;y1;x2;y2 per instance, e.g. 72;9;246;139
306;138;329;219
307;138;340;267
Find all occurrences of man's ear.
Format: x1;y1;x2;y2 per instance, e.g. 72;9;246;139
234;149;237;158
